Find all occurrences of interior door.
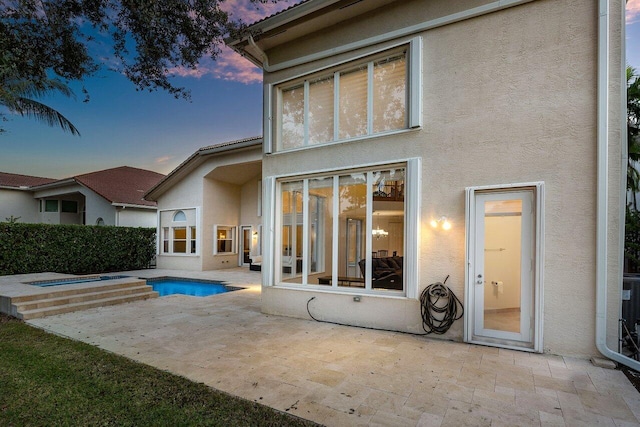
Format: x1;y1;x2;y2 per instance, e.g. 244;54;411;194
472;190;534;346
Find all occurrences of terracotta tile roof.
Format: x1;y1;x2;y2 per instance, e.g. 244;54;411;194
0;172;56;188
74;166;165;207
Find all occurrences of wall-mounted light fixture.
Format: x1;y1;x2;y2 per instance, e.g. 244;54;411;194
252;231;259;238
430;216;452;230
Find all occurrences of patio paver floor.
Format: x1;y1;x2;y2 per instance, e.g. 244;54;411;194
10;269;640;426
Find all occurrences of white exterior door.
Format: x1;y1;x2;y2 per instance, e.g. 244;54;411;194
466;185;543;351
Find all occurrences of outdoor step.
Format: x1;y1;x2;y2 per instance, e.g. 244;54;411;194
13;285;156;311
11;279;146;303
18;291;159;320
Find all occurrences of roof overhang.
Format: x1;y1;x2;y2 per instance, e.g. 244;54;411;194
226;0;396;68
0;185;32;191
29;178;77;192
112;203;157;210
144;137;263;201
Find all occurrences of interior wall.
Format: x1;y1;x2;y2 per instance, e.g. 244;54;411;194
483;216;521;311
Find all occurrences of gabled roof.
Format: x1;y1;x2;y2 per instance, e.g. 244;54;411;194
0;172;56;189
145;136;262;201
74;166;165;207
31;166;165;208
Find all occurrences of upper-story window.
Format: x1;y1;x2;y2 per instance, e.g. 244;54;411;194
275;44;418;153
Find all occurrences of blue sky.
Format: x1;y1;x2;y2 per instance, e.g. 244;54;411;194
1;0;639;179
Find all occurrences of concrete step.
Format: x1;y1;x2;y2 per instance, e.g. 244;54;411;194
14;285;155;311
12;279;146;303
18;291;159;320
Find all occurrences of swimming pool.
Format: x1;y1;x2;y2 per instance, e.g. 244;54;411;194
146;277;240;297
28;275;130;287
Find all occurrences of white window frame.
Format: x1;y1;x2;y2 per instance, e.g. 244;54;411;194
214;225;237;255
268;158;420;298
157;207;200;256
265;37;422;154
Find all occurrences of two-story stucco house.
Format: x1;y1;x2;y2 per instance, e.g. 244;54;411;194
220;0;627;361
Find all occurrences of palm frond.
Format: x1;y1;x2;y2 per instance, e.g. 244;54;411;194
14;98;80;136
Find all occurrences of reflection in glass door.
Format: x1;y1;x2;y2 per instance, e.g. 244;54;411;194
346;218;363;277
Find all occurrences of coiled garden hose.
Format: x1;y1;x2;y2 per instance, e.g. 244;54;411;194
420;275;464;334
306;275;464;336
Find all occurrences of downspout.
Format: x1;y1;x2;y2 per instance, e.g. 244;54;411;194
595;0;640;370
248;35;273;72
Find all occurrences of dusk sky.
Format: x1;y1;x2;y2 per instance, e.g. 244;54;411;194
1;0;639;180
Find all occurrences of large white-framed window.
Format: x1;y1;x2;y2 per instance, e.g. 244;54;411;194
214;225;237;255
268;38;422;154
272;159;420;297
159;208;199;255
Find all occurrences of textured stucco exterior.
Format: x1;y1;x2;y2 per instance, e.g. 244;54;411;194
255;0;624;357
0;189;40;223
154;145;262;271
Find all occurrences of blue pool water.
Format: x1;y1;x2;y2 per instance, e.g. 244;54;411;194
146;278;237;297
30;275;130;287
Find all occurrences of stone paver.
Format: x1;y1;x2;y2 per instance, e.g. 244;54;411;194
7;268;639;426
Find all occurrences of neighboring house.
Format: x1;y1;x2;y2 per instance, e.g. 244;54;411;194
217;0;627;361
0;166;164;227
145;137;263;271
0;172;56;223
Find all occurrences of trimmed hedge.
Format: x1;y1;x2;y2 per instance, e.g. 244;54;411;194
0;223;156;276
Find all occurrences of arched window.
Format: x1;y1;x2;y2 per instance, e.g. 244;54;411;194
161;209;197;255
96;217;105;226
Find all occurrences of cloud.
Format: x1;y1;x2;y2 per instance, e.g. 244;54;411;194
155;155;172;164
167;0;299;84
168;46;263;84
629;0;640;24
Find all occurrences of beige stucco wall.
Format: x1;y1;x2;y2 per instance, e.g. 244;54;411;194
240;175;262;258
33;183;115;226
155;146;263;271
0;189;40;223
116;208;157;228
156;166;205;271
202;179;241;270
260;0;624;357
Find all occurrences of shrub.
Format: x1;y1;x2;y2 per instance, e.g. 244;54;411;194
0;223;155;276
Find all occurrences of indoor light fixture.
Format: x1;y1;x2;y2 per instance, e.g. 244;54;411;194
430;216;452;230
372;212;389;239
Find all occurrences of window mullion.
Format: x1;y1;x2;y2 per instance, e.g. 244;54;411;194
302;180;309;284
365;171;373;290
304;81;310;146
332;176;339;288
367;62;374;136
333;71;340;142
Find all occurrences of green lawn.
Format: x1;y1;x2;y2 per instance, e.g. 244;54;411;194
0;314;318;426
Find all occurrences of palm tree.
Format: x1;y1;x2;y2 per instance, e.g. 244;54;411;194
0;73;80;136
